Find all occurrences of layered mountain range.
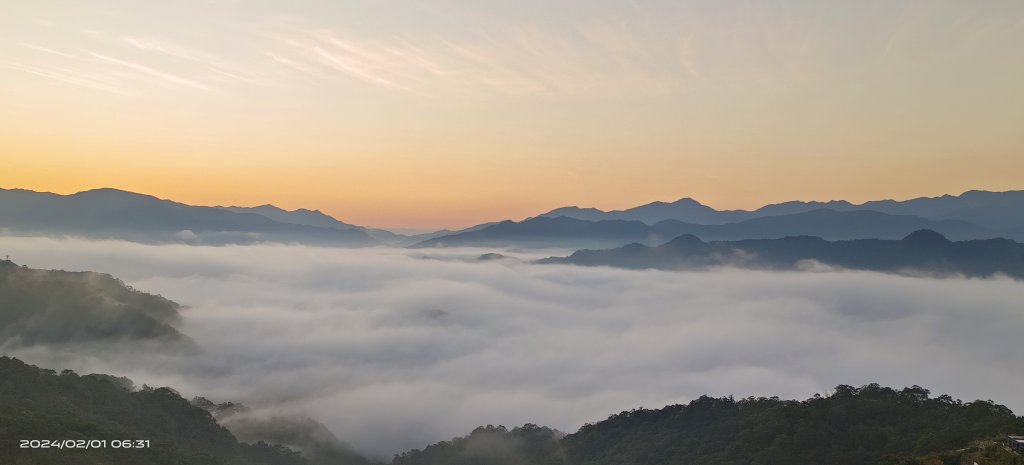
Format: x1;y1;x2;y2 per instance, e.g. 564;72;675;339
540;190;1024;229
0;188;461;247
539;230;1024;279
2;187;1023;249
422;190;1024;248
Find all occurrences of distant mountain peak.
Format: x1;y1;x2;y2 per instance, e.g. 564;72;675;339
665;234;704;247
902;229;951;244
74;188;160;200
670;197;706;205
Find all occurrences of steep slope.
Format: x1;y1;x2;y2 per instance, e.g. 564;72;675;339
220;204;407;244
220;205;361;230
0;259;187;347
192;398;376;465
0;356;312;465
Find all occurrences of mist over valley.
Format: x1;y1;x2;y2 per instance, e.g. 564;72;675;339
3;235;1023;460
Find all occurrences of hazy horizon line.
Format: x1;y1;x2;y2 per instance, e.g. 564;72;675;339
4;184;1024;232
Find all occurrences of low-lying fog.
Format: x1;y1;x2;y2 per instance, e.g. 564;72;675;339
3;237;1023;458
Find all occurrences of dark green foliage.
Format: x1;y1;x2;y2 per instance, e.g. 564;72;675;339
0;356;309;465
881;439;1024;465
225;416;376;465
192;397;249;418
392;424;564;465
191;399;375;465
559;384;1024;465
0;259;186;347
2;356;1021;465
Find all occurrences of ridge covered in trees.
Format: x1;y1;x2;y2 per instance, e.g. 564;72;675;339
559;384;1024;465
2;355;1022;465
0;259;187;347
385;384;1024;465
0;356;308;465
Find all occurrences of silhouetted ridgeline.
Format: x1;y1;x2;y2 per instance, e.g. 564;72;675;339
220;204;411;245
0;259;188;347
6;187;1024;249
0;188;379;246
412;210;1011;249
540;189;1024;229
541;230;1024;279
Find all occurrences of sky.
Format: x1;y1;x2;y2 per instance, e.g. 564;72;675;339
5;237;1024;457
2;0;1023;229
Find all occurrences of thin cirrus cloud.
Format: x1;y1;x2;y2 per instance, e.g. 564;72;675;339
5;32;260;95
5;42;219;95
19;42;76;58
251;17;693;98
88;52;212;91
5;9;697;99
5;1;1022;103
2;58;130;96
121;36;266;86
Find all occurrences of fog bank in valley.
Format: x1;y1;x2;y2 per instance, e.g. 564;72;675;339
2;236;1023;458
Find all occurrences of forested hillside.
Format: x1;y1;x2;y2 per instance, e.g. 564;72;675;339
559;384;1024;465
0;259;187;347
395;385;1024;465
0;356;308;465
392;424;563;465
2;355;1022;465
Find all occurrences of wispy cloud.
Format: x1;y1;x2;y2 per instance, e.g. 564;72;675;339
122;36;265;86
20;43;76;58
678;36;704;80
311;45;406;89
1;61;131;95
88;52;212;91
8;7;701;99
251;15;696;98
261;51;328;79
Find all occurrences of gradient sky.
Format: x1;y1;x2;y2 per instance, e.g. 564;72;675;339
2;0;1023;229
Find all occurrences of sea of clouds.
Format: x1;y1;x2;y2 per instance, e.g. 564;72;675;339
3;236;1023;458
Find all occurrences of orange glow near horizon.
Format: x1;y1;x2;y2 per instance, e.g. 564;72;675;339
3;1;1024;229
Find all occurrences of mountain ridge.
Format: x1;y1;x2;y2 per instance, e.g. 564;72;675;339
415;209;1006;249
5;187;1023;248
539;189;1024;229
0;188;379;247
540;229;1024;279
